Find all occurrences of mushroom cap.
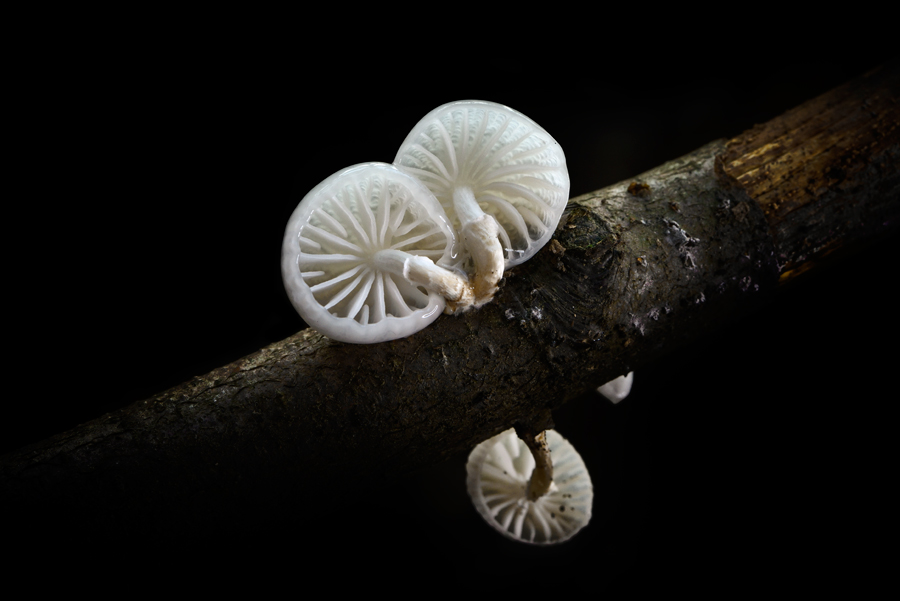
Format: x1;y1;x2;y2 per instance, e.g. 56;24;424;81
466;428;592;544
597;371;634;404
394;100;569;269
282;163;460;343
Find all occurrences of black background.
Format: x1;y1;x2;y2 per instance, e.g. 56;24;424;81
6;22;897;593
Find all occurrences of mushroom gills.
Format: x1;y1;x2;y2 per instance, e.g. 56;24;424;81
466;428;592;544
282;163;472;343
395;100;569;307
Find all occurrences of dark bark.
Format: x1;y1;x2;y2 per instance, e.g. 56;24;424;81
718;63;899;281
4;62;898;551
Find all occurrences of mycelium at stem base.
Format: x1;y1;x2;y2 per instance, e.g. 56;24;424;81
372;249;474;312
452;186;504;306
394;100;570;311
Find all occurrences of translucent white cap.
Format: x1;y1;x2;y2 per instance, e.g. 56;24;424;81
466;428;592;544
597;372;634;404
395;100;569;269
282;163;460;343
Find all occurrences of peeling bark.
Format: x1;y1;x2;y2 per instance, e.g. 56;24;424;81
719;63;899;282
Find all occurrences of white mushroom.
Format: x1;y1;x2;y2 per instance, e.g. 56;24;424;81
395;100;569;306
466;428;592;545
597;372;634;404
281;163;473;343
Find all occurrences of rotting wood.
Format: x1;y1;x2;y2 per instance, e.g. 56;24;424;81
3;62;897;542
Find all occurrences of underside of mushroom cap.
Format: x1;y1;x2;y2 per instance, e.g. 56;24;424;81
282;163;462;343
394;100;570;270
466;428;592;545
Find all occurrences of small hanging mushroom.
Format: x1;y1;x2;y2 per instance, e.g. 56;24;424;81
597;372;634;404
394;100;569;306
282;162;474;343
466;428;593;544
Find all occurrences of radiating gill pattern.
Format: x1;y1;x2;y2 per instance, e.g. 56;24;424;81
472;429;592;544
296;170;455;324
395;102;569;267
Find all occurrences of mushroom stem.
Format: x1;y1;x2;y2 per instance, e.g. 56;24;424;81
521;430;554;501
452;186;505;305
373;249;473;309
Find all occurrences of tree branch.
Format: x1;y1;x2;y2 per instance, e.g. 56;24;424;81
4;62;898;547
